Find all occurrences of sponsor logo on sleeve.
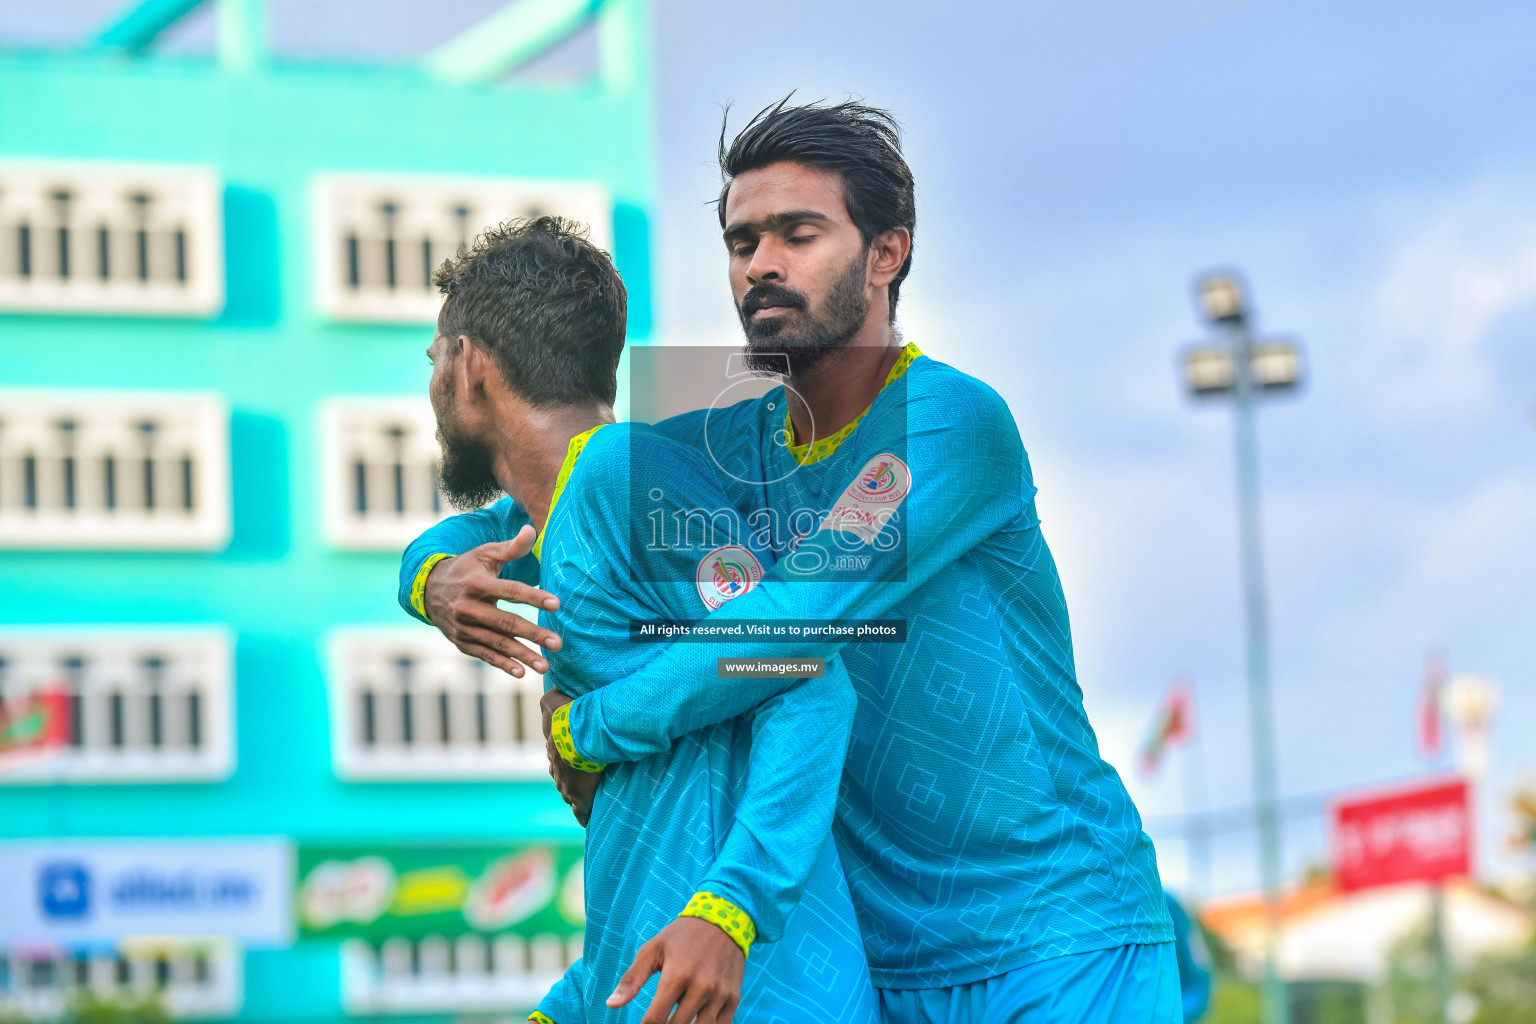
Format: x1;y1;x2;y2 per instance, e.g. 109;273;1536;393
696;545;764;610
820;453;912;545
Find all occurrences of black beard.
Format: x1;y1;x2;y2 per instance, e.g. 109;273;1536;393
739;250;870;375
437;430;502;512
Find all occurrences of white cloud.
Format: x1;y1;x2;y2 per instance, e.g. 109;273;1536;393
1357;178;1536;417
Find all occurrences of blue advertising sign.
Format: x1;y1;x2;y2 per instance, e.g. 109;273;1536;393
0;839;292;946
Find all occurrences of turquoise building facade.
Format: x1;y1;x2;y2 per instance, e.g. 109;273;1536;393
0;1;654;1017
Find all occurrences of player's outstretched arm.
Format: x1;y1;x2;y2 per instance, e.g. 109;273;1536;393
564;381;1030;768
606;661;856;1024
398;496;532;621
396;499;564;677
420;528;564;678
699;656;856;941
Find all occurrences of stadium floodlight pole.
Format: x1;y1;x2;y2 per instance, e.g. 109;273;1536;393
1181;271;1303;1024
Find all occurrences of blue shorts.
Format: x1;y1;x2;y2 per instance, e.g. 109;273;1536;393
878;943;1180;1024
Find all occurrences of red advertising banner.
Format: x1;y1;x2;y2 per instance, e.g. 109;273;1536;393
1333;777;1471;893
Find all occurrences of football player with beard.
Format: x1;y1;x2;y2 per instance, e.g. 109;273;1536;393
420;216;877;1024
404;101;1177;1024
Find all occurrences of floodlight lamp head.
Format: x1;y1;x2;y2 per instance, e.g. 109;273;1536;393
1443;675;1500;729
1197;272;1249;327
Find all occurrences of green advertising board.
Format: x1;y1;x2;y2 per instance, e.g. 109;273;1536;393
297;843;584;941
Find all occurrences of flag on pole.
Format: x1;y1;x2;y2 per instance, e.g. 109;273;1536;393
1138;682;1193;777
1417;651;1448;761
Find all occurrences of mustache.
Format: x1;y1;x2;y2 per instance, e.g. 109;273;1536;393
739;282;808;318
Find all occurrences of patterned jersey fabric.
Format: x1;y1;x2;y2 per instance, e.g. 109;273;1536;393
563;351;1173;989
396;349;1172;991
527;423;877;1023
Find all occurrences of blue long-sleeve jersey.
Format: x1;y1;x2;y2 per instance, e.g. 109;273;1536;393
521;423;876;1023
399;346;1171;990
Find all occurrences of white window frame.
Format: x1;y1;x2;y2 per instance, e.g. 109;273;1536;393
0;160;224;317
319;397;452;551
0;389;230;551
0;627;234;784
0;939;241;1020
328;628;546;781
312;172;612;324
339;932;578;1015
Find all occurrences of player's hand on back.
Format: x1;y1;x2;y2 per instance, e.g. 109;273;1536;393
608;917;745;1024
424;525;564;678
540;689;601;826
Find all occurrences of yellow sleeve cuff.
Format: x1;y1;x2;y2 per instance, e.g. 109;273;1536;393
528;1013;558;1024
551;702;605;773
409;553;456;623
678;890;756;959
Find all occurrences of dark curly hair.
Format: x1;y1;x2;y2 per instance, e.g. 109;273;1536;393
718;98;916;321
433;216;626;407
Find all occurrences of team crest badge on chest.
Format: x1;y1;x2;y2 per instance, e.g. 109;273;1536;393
820;453;912;544
696;545;764;610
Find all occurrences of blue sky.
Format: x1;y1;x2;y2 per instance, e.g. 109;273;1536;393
7;0;1535;895
651;0;1536;896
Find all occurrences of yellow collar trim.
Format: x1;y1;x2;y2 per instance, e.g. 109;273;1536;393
785;342;923;466
532;423;608;561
